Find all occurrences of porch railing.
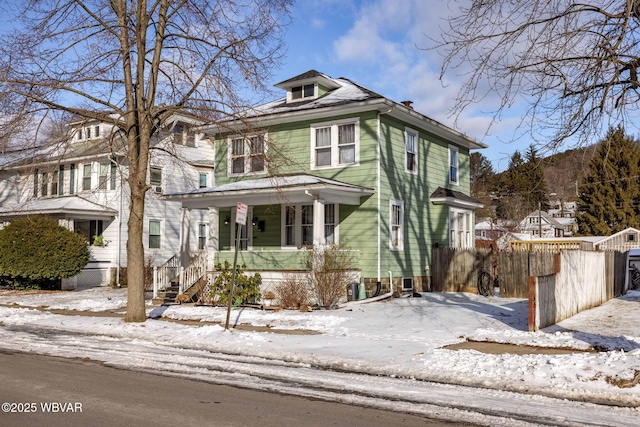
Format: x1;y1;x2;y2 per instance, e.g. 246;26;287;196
179;249;208;295
153;254;181;298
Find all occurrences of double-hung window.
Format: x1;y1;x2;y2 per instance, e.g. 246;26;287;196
290;83;315;101
69;164;76;194
58;167;64;195
449;145;459;185
390;199;404;251
51;170;59;196
98;163;109;190
198;223;207;250
405;128;418;173
199;173;207;189
149;220;161;249
82;164;92;191
311;119;359;169
229;134;266;175
41;172;48;197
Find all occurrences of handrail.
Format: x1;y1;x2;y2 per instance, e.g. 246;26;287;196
153;254;181;298
178;250;208;295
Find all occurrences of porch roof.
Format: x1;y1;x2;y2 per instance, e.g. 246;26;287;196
0;196;117;221
165;174;375;209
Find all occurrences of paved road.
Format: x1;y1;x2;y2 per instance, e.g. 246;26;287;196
0;351;474;427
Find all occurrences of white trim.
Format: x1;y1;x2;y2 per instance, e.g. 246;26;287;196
310;118;360;170
286;82;317;103
448;145;459;185
280;203;339;248
389;199;404;251
404;127;418;174
402;277;414;291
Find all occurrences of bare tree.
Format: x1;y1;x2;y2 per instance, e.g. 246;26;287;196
436;1;640;149
0;0;292;322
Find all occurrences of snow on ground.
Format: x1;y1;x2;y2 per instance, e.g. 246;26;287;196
1;287;639;425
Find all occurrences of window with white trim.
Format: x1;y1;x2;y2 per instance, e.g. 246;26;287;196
405;128;418;173
98;163;109;190
149;220;162;249
229;134;266;175
199;172;207;189
231;207;251;250
51;170;59;196
150;167;162;186
290;83;315;102
449;145;459;185
282;203;338;247
402;277;413;291
82;164;92;191
449;208;472;248
311;119;359;169
389;199;404;251
198;223;207;250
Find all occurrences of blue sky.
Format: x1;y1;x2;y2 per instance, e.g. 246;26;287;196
270;0;531;172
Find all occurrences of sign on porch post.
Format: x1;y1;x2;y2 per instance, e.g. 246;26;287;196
225;202;248;330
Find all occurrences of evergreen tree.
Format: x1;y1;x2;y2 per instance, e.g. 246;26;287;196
576;126;640;236
523;145;550;212
497;148;549;220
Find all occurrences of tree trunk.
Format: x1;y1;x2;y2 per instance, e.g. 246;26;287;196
125;182;147;322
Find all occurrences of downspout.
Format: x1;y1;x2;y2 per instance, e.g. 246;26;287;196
376;107;393;288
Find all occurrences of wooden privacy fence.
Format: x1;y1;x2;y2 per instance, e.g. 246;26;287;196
431;248;492;292
497;251;558;298
432;247;627;299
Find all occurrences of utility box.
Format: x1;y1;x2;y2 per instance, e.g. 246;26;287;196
347;282;359;301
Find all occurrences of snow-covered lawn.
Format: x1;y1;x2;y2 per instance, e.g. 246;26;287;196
1;287;639;425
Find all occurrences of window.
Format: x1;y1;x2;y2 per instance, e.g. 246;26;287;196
449;208;472;248
82;164;92;191
301;205;313;246
69;164;76;194
250;136;265;172
98;163;108;190
33;170;38;197
405;128;418;173
229;134;266;175
86;127;91;139
198;223;207;250
41;172;48;197
77;128;83;140
628;233;636;242
51;170;59;196
390;200;404;250
449;145;459;185
58;167;64;195
402;277;414;291
291;83;314;101
324;204;337;245
311;119;359;169
199;173;207;188
150;167;162;186
149;220;161;249
285;206;296;246
94;126;100;137
110;163;117;190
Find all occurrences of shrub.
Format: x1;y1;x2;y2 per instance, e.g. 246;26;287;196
304;245;359;308
206;261;261;306
273;273;311;309
0;216;90;289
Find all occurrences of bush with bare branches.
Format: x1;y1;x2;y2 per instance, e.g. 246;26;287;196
273;273;311;309
304;245;359;308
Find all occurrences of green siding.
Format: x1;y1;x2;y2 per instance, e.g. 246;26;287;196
211;108;474;283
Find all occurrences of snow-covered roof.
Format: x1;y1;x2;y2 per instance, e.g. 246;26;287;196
0;196;117;220
165;174;375;209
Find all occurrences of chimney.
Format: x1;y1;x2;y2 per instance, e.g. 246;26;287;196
401;100;413;109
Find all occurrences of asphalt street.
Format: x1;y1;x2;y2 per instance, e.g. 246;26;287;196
0;351;475;427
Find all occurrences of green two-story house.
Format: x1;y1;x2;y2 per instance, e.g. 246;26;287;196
168;70;486;297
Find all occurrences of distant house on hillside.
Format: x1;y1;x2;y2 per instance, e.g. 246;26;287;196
510;227;640;252
519;210;575;238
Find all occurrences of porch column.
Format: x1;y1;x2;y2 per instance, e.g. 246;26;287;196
207;207;219;271
313;198;325;246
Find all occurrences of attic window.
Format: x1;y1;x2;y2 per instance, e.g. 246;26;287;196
291;84;315;101
628;233;635;242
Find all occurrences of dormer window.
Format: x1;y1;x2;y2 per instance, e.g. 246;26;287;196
292;84;315;101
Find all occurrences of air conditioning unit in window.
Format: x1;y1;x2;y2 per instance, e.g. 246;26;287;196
153;186;162;194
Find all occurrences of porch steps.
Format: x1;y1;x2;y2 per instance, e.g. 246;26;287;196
151;276;208;306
